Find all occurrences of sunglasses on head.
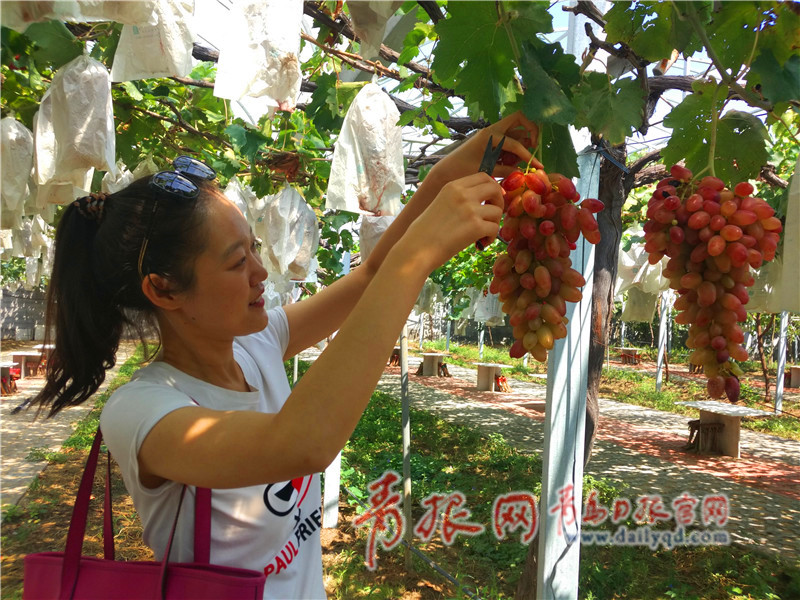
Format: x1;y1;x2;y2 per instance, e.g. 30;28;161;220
137;156;217;280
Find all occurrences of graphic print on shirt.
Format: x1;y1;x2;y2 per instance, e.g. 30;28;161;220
261;475;322;579
263;475;312;516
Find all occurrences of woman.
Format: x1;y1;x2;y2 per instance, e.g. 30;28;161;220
33;112;538;598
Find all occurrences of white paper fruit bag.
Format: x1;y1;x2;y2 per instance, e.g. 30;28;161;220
213;0;303;111
326;83;404;216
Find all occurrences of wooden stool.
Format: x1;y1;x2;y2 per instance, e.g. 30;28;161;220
388;348;400;367
619;348;641;364
683;419;724;454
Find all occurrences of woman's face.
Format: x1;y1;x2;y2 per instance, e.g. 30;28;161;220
175;194;269;339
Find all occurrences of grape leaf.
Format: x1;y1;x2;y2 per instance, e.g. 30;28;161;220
518;41;578;126
121;81;143;102
432;1;551;120
604;1;708;62
748;50;800;110
305;75;366;132
88;23;122;68
396;107;420;127
539;122;579;179
392;72;422;93
25;21;83;69
714;110;769;183
398;21;433;65
304;73;343;131
225;123;268;165
705;1;763;71
431;120;450;138
572;73;645;144
662;80;725;176
756;2;800;65
663;81;769;184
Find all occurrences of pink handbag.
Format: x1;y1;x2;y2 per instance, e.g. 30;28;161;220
22;429;266;599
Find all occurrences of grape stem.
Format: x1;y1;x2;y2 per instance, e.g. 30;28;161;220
497;3;524;95
708;83;726;179
774;113;800;146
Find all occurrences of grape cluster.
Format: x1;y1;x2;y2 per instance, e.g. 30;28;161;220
644;164;783;402
489;168;603;362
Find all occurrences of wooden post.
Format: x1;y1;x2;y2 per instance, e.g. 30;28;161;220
536;150;598;599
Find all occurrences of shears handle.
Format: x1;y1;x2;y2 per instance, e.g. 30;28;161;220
475;136;506;250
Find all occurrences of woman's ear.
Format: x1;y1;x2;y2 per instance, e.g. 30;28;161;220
141;273;184;310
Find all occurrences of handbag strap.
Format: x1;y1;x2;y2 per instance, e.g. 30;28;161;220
194;486;212;563
158;485;212;598
60;429;213;600
103;443;114;560
59;429;104;600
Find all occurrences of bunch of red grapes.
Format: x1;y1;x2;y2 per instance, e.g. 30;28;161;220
643;164;783;402
489;166;603;362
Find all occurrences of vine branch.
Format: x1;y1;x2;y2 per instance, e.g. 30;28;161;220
708;84;725;178
302;2;443;89
299;31;450;95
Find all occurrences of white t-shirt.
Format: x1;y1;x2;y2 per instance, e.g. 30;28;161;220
101;307;326;599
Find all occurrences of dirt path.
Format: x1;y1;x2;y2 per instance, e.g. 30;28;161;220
1;341;138;506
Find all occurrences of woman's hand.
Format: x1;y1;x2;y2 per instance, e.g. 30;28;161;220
403;172;504;272
428;111;541;186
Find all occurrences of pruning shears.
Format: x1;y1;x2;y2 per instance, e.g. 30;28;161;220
479;135;506;175
475;135;506;250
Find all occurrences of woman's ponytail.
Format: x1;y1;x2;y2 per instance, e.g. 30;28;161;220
35;195;127;416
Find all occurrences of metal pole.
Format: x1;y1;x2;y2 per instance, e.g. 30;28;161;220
446;318;451;352
536;150;599;600
775;311;788;414
321;249;350;527
656;291;671;392
400;324;413;568
478;326;485;359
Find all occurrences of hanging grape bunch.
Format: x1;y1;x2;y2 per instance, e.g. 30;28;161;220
489;165;603;363
643;165;783;402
